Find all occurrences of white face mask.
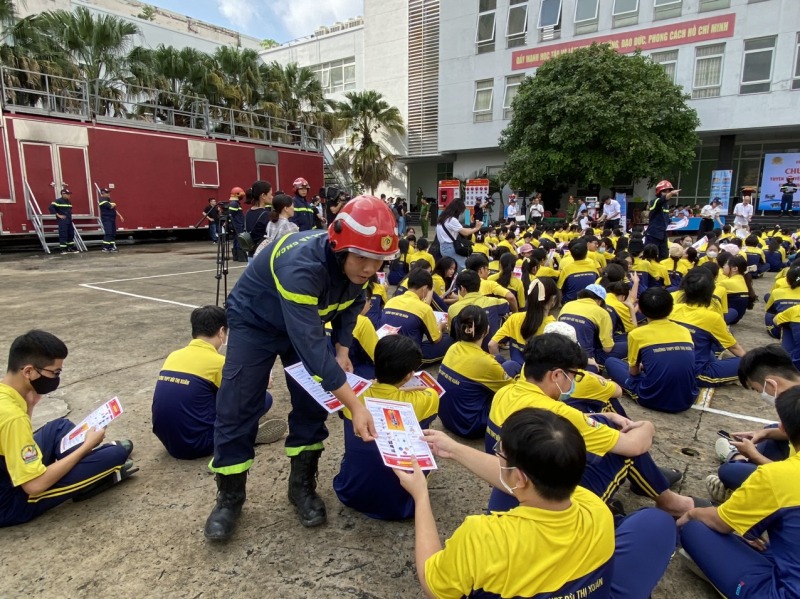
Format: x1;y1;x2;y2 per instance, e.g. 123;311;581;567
498;464;521;495
760;379;777;407
706;251;718;259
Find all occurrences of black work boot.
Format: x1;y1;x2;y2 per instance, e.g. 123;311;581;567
204;472;247;541
288;450;327;528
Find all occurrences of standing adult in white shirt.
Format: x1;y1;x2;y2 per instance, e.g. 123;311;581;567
437;199;482;270
505;196;518;225
600;195;621;230
699;198;724;238
528;195;544;226
733;192;754;233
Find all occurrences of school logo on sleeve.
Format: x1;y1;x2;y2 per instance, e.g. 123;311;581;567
21;445;39;464
585;417;600;428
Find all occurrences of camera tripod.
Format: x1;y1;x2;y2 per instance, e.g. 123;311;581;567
215;217;232;307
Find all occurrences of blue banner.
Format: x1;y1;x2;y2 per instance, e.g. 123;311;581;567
710;169;733;211
616;192;627;232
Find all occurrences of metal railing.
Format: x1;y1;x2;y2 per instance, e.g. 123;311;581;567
24;181;91;253
322;142;354;193
1;66;323;151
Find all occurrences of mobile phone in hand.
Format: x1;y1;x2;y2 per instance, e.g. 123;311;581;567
718;430;742;442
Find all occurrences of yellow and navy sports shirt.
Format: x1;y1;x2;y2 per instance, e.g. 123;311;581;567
719;274;751;307
226;231;366;392
604;295;635;339
437;341;513;438
383;291;442;346
765;285;800;314
479;278;511;302
448;292;511;350
472;242;491;257
407;249;435;269
425;485;614;599
717;453;800;592
672;285;729;317
645;259;670;286
490;313;556;364
488;273;526;309
660;257;689;277
432;274;448;298
327;315;379;376
587;250;607;270
334;382;438;520
670;303;737;375
744;246;766;264
627;319;698;413
498;239;517;256
152;339;224;459
557;259;600;302
558;299;614;361
0;383;46;496
486;379;619;455
571;371;618;408
774;305;800;366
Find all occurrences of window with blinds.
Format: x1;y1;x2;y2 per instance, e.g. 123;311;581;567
407;0;440;156
503;75;525;120
476;0;497;54
574;0;599;35
693;43;725;99
654;0;682;21
651;50;678;84
474;79;494;123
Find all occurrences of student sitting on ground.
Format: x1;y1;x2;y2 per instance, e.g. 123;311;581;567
0;330;135;527
661;243;690;289
364;275;387;329
466;253;519;312
489;252;526;309
407;237;435;269
393;259;433;298
678;385;800;599
333;335;438;520
602;277;639;343
642;243;670;288
765;237;788;272
765;266;800;338
382;268;453;364
448;270;511;352
486;333;706;516
605;288;698;413
705;345;798;503
697;261;737;324
330;286;379;380
396;408;676;599
775;304;800;369
488;277;559;365
743;234;769;277
558;284;624;369
437;306;515;439
153;306;286;459
670;269;746;387
717;253;757;325
557;241;600;303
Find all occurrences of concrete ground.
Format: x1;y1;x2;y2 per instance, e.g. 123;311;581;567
0;241;779;598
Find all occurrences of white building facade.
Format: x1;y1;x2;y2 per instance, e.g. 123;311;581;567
269;0;800;208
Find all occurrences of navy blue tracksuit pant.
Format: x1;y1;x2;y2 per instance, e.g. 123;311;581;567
0;419;128;527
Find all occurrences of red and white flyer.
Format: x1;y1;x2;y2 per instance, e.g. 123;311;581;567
401;370;446;397
285;363;371;413
364;397;437;471
59;397;124;453
376;324;401;339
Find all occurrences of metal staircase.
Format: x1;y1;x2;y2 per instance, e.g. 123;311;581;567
322;142;354;194
25;182;101;254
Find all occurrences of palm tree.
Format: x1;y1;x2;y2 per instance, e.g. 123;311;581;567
38;6;139;115
335;90;405;195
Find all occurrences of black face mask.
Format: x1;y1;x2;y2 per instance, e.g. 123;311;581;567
30;371;61;395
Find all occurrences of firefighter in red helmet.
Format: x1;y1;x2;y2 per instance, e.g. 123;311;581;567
644;180;680;260
204;195;399;540
228;186;247;261
290;177;316;231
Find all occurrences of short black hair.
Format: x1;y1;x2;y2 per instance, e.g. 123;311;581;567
7;330;68;372
639;287;673;320
416;237;429;251
523;334;587;382
680;268;714;307
501;408;587;501
407;268;433;290
738;345;800;388
456;269;481;293
413;259;432;271
374;335;421;385
776;386;800;446
569;241;588;261
455;305;488;342
465;253;490;272
191;306;227;338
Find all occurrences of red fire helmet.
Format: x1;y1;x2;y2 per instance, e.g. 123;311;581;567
293;177;310;190
230;186;245;198
655;180;674;195
328;195;399;260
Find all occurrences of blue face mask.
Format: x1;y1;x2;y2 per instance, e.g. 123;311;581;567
556;370;576;401
598;247;606;254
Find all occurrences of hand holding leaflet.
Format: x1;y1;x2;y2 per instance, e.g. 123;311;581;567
59;397;123;453
364;397;437;471
285;362;372;413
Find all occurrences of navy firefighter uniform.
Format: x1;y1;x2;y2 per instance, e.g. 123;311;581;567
49;189;75;252
227;186;246;261
204;195;399;540
290;176;316;231
98;188;118;251
645;180;675;261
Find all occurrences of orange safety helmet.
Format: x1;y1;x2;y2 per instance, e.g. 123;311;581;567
230;186;245;198
293;177;310;190
655;180;674;195
328;195;399;260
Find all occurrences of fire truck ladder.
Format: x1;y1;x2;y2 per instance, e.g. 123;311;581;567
25;182;91;254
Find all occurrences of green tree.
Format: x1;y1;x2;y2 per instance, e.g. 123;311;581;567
335;90;404;195
500;44;699;191
260;38;279;50
137;5;156;21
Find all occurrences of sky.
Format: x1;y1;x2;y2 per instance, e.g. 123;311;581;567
148;0;364;43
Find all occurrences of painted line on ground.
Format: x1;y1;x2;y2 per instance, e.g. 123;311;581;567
690;404;776;425
79;284;200;309
85;266;246;285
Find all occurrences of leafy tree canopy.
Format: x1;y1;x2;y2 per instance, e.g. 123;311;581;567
499;43;700;191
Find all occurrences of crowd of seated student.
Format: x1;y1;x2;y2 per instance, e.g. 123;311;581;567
765;265;800;338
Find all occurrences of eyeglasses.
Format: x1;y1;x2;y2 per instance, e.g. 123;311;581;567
493;439;508;461
562;369;585;382
35;366;62;377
